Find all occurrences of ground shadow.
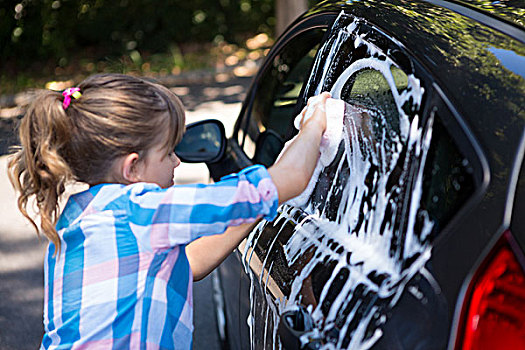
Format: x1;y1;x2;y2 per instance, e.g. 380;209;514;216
0;231;46;349
0;267;44;349
0;115;21;157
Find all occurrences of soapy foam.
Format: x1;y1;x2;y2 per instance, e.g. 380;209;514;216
242;15;433;349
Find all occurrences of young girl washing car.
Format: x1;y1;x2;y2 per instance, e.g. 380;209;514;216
8;73;329;349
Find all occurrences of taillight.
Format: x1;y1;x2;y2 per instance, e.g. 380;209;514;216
456;231;525;350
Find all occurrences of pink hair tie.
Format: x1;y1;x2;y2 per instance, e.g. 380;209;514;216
62;87;82;109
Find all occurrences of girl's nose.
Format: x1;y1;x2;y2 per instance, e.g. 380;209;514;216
172;152;181;167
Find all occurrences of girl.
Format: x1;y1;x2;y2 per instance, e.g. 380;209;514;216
8;73;328;349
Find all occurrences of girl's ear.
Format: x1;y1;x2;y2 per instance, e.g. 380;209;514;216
121;153;142;183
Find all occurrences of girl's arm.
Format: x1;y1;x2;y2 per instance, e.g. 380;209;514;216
187;93;329;281
187;222;257;281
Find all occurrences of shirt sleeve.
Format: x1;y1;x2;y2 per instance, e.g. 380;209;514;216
126;164;278;251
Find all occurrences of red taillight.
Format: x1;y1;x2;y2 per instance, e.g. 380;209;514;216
456;231;525;350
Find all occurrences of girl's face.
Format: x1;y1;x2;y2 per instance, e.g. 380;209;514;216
136;144;181;188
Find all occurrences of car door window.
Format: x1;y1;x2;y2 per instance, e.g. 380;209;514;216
238;28;325;165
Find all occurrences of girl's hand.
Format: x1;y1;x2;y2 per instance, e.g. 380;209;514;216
298;92;331;132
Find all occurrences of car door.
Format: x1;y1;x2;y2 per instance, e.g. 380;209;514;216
236;13;481;349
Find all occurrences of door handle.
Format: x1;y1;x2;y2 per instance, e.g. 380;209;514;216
278;305;322;349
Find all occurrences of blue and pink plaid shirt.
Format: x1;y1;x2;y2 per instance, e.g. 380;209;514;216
41;165;278;349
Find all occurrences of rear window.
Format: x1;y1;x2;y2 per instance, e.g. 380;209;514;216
420;111;476;235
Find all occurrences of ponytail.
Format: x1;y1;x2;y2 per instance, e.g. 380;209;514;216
8;90;74;254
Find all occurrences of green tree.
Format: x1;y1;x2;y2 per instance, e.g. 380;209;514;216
0;0;277;74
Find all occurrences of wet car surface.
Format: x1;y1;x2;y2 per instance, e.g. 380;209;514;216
206;1;525;349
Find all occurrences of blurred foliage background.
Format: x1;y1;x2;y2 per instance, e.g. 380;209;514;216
0;0;317;94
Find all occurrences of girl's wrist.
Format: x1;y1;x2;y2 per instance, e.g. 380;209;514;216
300;117;326;136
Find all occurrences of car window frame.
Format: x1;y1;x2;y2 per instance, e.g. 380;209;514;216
232;12;338;154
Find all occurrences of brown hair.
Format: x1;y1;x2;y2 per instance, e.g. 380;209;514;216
8;73;185;252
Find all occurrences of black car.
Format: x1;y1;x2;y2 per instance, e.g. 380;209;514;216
182;1;525;349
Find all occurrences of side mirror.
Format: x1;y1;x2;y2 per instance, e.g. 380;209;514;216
175;119;226;163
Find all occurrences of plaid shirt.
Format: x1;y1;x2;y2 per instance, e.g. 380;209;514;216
41;165;278;349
